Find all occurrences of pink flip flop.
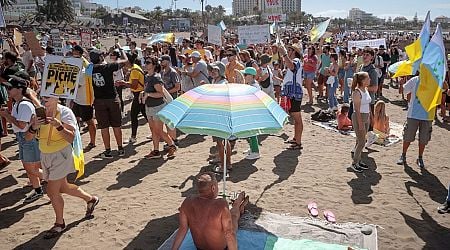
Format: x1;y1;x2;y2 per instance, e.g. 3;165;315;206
307;202;319;217
323;210;336;223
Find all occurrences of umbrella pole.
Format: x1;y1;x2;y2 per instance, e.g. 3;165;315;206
222;139;227;199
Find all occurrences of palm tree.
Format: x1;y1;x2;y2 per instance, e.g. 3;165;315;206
0;0;16;7
35;0;74;23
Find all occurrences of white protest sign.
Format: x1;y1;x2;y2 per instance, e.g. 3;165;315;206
238;24;270;45
40;55;83;99
207;25;222;46
348;38;386;49
80;32;92;48
50;29;64;56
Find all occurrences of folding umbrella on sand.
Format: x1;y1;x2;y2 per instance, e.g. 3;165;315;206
157;84;289;196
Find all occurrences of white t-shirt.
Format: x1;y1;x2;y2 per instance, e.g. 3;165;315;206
58;104;78;129
12;99;35;133
260;66;275;99
113;68;124;82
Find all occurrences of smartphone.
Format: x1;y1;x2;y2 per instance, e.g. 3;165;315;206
35;106;47;122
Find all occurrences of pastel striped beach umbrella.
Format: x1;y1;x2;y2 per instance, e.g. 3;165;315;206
158;84;288;195
158;84;288;139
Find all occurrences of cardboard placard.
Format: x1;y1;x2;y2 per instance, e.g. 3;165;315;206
24;32;44;57
13;28;22;46
40;55;83;99
80;32;92;48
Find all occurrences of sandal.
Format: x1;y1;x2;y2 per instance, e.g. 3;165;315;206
84;143;96;152
285;139;297;144
212;165;232;174
323;210;336;223
85;196;100;218
307;202;319;217
288;143;303;150
44;221;66;239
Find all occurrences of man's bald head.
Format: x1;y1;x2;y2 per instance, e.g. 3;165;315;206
196;172;218;195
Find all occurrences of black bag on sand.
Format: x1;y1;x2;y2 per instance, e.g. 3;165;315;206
311;110;336;122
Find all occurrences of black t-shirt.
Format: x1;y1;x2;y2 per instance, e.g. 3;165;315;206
144;74;165;107
92;63;119;99
380;52;391;72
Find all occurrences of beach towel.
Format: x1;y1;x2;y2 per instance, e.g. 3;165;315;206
311;120;403;146
159;212;378;250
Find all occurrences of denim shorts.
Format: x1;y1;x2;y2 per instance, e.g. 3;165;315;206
16;132;40;163
303;71;315;80
146;103;166;121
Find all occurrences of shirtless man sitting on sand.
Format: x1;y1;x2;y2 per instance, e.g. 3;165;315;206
171;172;249;250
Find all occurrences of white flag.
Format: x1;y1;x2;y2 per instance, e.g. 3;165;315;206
219;20;226;31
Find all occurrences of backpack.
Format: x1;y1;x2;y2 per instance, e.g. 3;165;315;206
311;110;336;122
259;67;271;88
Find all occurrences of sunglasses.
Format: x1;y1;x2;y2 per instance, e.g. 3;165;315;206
145;61;153;65
5;86;13;90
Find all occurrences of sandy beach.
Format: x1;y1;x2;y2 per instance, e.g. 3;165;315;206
0;37;449;249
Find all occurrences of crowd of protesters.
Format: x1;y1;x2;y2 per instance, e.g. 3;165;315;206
0;26;449;240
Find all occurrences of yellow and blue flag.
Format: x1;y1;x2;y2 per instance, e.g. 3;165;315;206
310;19;331;43
148;33;175;45
393;11;431;78
72;128;85;179
417;23;447;115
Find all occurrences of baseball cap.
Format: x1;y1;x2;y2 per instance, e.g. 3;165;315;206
240;67;257;76
89;49;103;63
191;51;201;58
207;62;225;77
3;75;28;89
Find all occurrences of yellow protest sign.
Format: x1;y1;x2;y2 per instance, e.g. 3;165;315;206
41;55;83;99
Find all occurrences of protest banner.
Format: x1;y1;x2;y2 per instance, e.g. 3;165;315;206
265;14;286;23
263;0;282;13
40;55;83;99
80;32;92;48
208;25;222;46
348;38;386;49
13;28;22;46
24;32;45;57
238;24;270;45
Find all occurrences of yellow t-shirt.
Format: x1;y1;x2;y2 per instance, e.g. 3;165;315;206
129;64;145;93
37;105;77;154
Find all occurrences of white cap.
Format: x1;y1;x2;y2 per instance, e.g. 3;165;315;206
191;51;201;58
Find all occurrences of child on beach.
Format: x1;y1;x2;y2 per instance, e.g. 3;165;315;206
372;100;390;144
337;103;352;131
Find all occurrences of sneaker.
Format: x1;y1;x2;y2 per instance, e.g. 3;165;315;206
365;131;378;148
99;150;113;159
416;158;425;168
166;145;177;159
128;137;137;144
438;201;450;214
397;155;406;165
23;191;43;203
242;148;251;154
358;161;369;170
118;148;125;157
245;152;260;160
145;150;162;159
350;163;364;173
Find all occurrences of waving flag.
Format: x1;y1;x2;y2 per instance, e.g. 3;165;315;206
310;19;331;43
219;20;227;31
417;23;447;114
148;33;175;44
393;11;431;78
270;22;276;35
72;128;85;179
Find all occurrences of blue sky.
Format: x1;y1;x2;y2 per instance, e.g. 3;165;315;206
93;0;450;20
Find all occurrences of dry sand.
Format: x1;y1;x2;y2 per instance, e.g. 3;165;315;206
0;40;449;249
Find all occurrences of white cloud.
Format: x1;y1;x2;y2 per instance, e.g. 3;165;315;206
313;9;347;18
